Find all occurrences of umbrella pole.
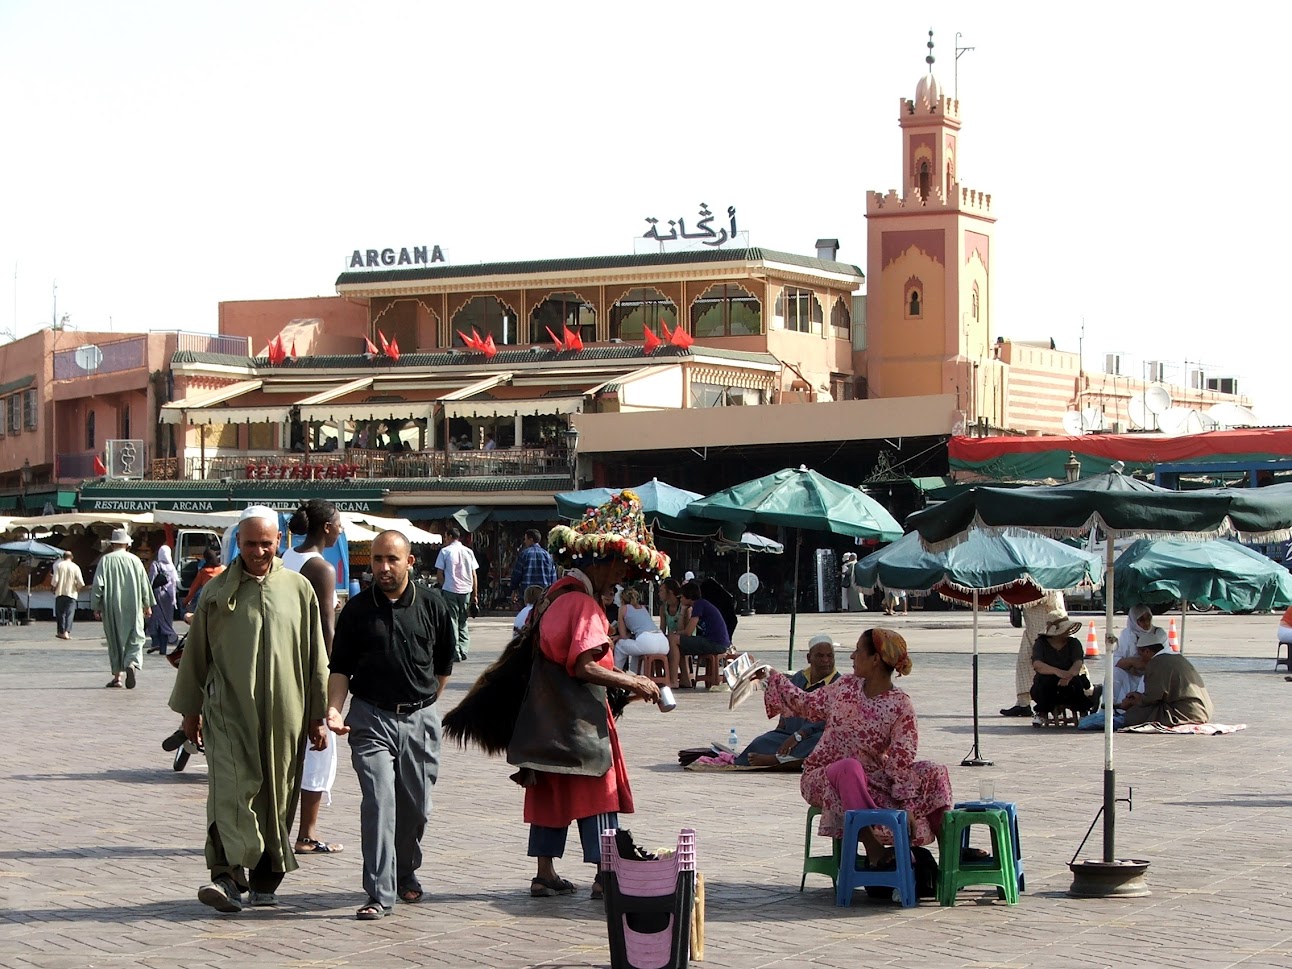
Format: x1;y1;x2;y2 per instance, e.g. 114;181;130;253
26;563;33;625
962;589;992;767
786;529;801;669
1179;603;1186;654
1102;537;1116;863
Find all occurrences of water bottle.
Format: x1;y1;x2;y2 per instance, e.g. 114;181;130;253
728;726;739;749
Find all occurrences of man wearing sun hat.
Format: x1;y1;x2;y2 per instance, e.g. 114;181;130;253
91;527;155;689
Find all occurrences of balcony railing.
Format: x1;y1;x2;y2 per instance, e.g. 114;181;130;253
159;446;574;482
176;332;252;356
53;336;147;381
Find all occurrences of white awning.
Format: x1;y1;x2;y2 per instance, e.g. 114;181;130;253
161;405;292;425
296;376;375;406
159;380;264;421
298;402;436;424
443;396;585;419
344;513;441;545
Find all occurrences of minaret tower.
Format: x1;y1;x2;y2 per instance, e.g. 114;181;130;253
864;31;996;410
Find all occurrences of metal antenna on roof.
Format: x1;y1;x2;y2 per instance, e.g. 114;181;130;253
954;32;975;101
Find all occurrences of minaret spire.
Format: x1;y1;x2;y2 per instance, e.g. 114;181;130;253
925;29;935;72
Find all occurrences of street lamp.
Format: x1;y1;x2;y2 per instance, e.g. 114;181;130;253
1064;452;1081;483
563;424;579;484
19;458;31;511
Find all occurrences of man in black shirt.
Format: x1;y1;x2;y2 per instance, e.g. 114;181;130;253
326;530;455;920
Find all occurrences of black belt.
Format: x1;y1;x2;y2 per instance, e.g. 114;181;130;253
362;695;436;715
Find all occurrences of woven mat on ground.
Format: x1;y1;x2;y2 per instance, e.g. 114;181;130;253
683;761;800;773
1120;722;1246;735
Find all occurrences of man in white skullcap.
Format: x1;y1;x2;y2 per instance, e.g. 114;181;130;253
170;506;328;913
91;527;155;688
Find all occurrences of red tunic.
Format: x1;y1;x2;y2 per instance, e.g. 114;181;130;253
523;580;634;827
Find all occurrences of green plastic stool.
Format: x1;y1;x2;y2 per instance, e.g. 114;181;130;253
801;806;841;890
937;808;1018;906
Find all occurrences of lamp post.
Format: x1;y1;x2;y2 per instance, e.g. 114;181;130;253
19;458;32;512
1065;452;1081;483
563;424;579;487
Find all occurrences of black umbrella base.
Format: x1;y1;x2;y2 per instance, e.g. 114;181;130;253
1067;859;1151;898
960;756;993;767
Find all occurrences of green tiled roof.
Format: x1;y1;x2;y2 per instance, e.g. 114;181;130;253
171;343;780;371
335;247;864;288
0;374;35;396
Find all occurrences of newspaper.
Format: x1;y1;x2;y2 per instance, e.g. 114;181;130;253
728;659;772;710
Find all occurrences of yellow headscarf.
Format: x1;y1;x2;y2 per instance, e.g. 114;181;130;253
869;627;912;676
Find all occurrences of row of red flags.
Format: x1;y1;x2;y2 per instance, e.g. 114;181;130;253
364;330;401;361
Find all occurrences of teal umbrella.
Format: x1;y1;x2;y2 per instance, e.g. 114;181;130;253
688;466;903;665
856;530;1104;766
908;471;1292;880
0;539;65;624
1114;539;1292;642
554;478;742;541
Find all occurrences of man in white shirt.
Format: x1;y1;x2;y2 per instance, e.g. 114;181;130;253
51;551;86;640
434;526;479;661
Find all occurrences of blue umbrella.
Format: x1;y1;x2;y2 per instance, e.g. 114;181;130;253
856;530;1104;766
554;478;743;541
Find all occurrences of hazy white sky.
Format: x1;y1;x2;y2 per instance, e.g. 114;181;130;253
1;2;1283;420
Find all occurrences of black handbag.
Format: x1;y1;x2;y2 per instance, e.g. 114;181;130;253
507;650;612;777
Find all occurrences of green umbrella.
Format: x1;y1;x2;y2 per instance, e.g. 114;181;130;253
554;478;743;541
1114;538;1292;636
856;530;1104;766
908;471;1292;878
688;466;902;665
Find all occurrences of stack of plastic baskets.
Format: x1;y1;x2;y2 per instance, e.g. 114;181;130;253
601;828;697;969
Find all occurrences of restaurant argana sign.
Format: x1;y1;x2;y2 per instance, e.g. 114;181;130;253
348;245;446;269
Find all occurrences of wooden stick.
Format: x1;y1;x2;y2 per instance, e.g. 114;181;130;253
689;871;705;962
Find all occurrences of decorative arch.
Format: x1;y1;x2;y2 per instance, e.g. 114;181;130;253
971;282;980;322
774;286;823;334
691;283;762;337
904;276;924;319
830;296;851;338
371;296;439;351
608;286;677;341
451;295;521;346
529;290;597;346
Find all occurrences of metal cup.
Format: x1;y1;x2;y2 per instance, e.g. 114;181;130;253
657;686;676;713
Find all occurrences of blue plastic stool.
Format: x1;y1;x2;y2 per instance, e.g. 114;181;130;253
953;800;1024;893
836;808;917;908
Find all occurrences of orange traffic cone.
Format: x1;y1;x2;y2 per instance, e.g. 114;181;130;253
1168;618;1179;652
1085;620;1099;657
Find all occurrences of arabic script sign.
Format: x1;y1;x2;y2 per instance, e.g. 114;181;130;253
348;245;446;269
643;203;738;247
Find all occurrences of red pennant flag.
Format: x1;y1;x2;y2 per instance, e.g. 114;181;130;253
93;454;107;476
378;330;390;354
470;328;485;352
669;325;694;350
643;326;662;353
387;337;400;361
482;334;497;358
270;335;287;365
289;339;298;360
660;318;673;342
545;326;565;350
364;335;379;356
563;325;583;352
456;330;474;349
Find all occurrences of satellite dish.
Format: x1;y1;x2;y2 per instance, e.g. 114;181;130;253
1144;384;1173;416
1207;402;1259;428
1062;411;1084;436
737;572;760;595
74;344;103;372
1080;407;1106;432
1158;407;1205;436
1126;394;1149;429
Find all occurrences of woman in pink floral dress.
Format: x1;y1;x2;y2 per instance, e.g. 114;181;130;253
762;628;951;862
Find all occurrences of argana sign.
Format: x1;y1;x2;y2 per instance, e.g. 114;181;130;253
348;246;445;269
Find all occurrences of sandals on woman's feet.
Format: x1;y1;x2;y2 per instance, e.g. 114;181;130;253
294;838;343;854
397;881;423;903
356;899;390;920
530;875;576;897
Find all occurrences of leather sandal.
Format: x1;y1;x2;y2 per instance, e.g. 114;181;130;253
356;899;389;920
530;875;576;897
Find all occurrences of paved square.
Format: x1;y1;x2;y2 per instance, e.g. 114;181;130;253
2;608;1290;968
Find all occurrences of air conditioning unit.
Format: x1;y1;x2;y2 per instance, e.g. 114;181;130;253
1108;421;1125;433
1104;353;1123;375
1188;368;1207;390
1206;376;1240;396
1144;361;1167;383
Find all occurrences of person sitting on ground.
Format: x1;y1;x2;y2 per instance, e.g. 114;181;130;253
613;587;670;671
755;628;952;866
514;584;544;633
1118;628;1215;727
737;635;839;767
1030;610;1095;725
1113;604;1162;705
668;581;732;688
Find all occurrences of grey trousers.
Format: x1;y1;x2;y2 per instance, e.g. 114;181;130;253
1014;636;1033;706
442;591;471;659
55;596;76;635
347;696;441;908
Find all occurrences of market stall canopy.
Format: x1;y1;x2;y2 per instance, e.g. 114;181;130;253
556;479;743;540
713;532;785;554
854;530;1103;605
3;511;152;534
0;538;65;560
1113;538;1292;613
343;512;441;545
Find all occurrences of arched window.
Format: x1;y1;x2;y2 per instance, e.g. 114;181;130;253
86;411;96;450
774;287;822;334
830;298;851;338
609;288;677;341
919;161;930;201
452;296;518;346
530;292;596;345
691;283;762;337
907;289;922;318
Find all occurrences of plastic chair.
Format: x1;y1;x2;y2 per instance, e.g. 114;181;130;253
937;808;1018;905
1277;638;1290;671
953;800;1024;894
801;806;841;890
836;808;916;907
639;656;670;687
687;654;721;689
601;828;697;969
